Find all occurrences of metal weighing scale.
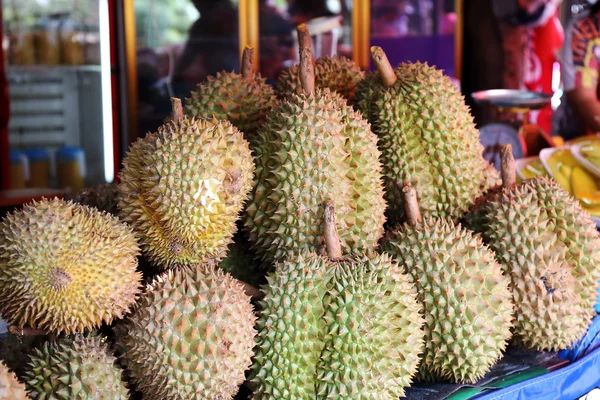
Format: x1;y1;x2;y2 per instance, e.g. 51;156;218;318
471;89;554;170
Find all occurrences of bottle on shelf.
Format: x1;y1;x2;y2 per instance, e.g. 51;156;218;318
56;146;86;193
24;147;50;188
9;150;29;189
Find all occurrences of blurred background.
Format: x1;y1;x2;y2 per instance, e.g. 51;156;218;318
0;0;595;212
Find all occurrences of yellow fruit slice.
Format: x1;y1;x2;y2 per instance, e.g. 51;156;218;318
582;203;600;217
521;159;547;179
571;166;600;206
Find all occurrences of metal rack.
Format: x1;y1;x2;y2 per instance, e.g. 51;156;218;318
6;65;105;186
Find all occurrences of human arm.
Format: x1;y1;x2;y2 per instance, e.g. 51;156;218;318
566;87;600;133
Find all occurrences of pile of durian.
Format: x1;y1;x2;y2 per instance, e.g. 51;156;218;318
0;25;598;400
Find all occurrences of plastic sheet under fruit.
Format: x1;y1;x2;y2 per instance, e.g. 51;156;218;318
404;315;600;399
473;345;600;399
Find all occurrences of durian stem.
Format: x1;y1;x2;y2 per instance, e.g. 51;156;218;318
298;24;315;95
241;45;254;79
500;144;516;188
8;326;47;336
323;200;342;259
170;97;183;123
237;280;264;301
402;184;422;226
371;46;397;87
297;23;313;55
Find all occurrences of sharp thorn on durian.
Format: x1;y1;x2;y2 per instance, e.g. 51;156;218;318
371;46;397;87
241;45;254;80
322;200;342;260
500;143;516;188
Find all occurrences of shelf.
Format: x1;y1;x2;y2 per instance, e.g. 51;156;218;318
6;65;102;73
0;188;65;207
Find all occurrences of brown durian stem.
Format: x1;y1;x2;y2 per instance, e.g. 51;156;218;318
323;200;342;259
237;280;264;301
402;184;422;226
8;326;47;336
298;25;315;95
371;46;397;87
170;97;183;123
297;24;313;56
500;144;516;188
241;45;254;79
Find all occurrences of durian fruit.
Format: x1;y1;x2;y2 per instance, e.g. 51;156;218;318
184;46;277;145
464;145;600;351
381;184;513;383
0;333;47;379
74;182;119;216
119;265;256;400
244;25;386;263
355;47;500;225
250;252;331;399
118;98;254;269
24;334;129;399
251;201;424;399
275;53;365;103
354;70;380;121
0;362;29;400
0;198;141;334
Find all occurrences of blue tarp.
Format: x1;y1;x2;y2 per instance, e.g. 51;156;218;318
475;315;600;399
473;346;600;399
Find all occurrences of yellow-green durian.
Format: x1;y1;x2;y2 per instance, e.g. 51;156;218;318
119;265;257;400
24;335;129;400
355;47;500;224
275;55;365;103
465;174;600;351
244;28;385;263
184;46;277;145
381;185;513;383
0;198;141;334
118;99;254;269
251;201;423;399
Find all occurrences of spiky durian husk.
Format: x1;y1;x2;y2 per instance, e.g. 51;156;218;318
315;253;424;399
250;252;424;399
74;183;119;216
381;218;513;383
354;70;381;121
0;362;29;400
464;177;600;350
355;62;500;225
118;117;254;270
275;56;365;103
244;88;386;262
250;252;331;398
24;335;128;399
119;265;256;400
0;199;141;334
184;71;277;145
0;334;47;379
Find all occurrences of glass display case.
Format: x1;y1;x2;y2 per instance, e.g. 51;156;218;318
1;0;116;196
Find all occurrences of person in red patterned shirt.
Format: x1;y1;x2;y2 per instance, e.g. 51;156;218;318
558;1;600;139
